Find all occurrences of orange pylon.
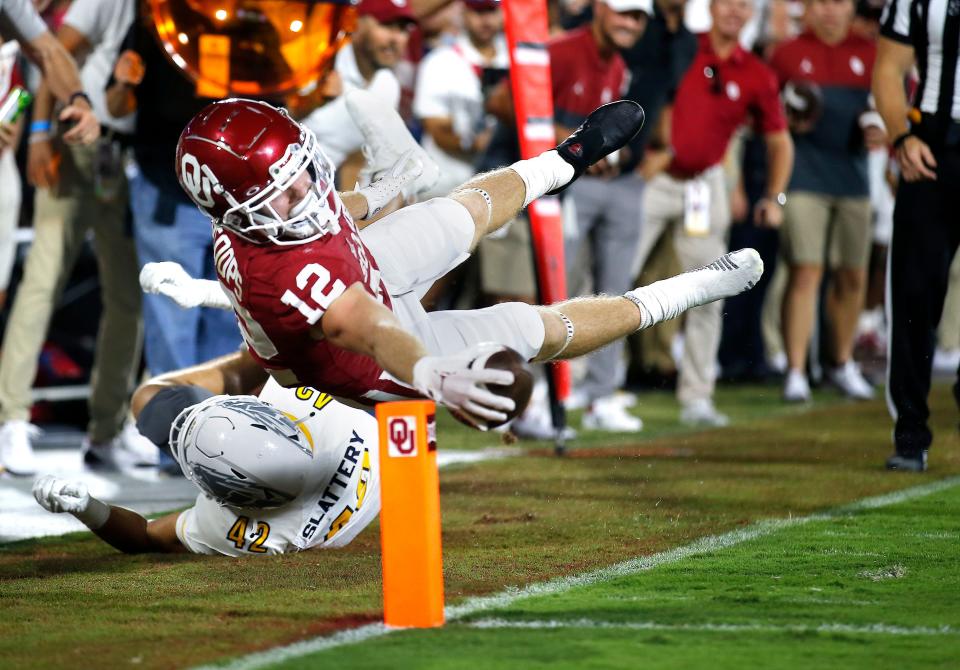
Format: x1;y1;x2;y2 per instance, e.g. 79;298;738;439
376;400;444;628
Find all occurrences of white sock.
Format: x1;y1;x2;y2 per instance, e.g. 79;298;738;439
624;274;703;331
509;150;575;208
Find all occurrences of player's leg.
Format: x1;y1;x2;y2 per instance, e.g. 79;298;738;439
534;248;764;361
414;248;764;364
450;101;645;248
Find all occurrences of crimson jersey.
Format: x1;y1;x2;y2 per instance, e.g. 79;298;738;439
213;222;419;402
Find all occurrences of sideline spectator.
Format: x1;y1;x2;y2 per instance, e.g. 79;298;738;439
0;0;151;477
771;0;882;403
634;0;793;426
414;0;507;198
554;0;650;432
0;0;99;143
874;0;960;472
301;0;417;169
0;38;23;309
621;0;696;391
105;3;240;377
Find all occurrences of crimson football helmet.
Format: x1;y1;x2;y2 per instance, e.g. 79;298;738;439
176;98;344;245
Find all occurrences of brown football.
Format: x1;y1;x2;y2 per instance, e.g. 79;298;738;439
450;346;534;430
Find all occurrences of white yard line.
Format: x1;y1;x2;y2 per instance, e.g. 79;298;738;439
466;618;958;637
197;475;960;670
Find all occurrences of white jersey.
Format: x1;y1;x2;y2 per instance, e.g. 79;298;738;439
175;379;380;556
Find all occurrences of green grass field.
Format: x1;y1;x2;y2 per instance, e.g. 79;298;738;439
2;383;958;670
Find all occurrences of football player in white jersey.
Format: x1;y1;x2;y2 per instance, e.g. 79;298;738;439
32;352;380;556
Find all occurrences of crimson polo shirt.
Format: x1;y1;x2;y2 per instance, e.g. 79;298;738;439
548;26;627;129
770;31;876;197
670;34;786;177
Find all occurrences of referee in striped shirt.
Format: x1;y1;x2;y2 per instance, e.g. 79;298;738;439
873;0;960;472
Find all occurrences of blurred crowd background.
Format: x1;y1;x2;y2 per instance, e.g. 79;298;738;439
0;0;956;474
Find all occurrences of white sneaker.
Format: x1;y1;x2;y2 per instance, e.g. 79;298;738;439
783;369;811;402
510;412;577;441
0;420;40;477
767;351;788;375
118;422;160;466
680;398;730;427
345;89;440;195
627;249;764;327
83;423;159;472
510;388;577;441
829;361;874;400
582;395;643;432
933;348;960;374
566;389;634;412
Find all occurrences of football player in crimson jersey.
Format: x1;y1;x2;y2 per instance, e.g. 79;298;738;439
157;91;764;427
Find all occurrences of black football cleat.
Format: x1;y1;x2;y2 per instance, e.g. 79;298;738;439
548;100;645;195
885;450;928;472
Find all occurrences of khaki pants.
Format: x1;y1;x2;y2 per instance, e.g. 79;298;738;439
635;167;731;404
565;173;646;401
0;141;142;443
938;249;960;350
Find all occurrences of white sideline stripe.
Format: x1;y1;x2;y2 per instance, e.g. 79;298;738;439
196;476;960;670
466;618;958;637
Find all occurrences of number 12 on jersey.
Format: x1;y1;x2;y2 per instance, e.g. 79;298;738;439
281;263;346;325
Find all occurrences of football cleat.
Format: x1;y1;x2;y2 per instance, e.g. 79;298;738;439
345;88;440;196
548;100;645;195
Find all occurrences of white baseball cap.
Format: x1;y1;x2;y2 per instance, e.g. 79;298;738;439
603;0;654;13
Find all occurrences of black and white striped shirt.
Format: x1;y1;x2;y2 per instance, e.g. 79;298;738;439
881;0;960;121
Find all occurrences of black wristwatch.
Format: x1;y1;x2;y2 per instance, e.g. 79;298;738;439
892;131;913;150
68;91;92;108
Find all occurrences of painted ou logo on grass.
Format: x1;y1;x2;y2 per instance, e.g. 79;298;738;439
180;153;216;208
387;416;418;457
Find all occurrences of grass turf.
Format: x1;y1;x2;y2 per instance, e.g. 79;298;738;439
295;483;960;669
0;384;957;669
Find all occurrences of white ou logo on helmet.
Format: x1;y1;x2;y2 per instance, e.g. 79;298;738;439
181;153;216;208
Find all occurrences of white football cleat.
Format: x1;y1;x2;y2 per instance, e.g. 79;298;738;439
783;369;811;403
829;361;874;400
345;89;440;196
0;420;40;477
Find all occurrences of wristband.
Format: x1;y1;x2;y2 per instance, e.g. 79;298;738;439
892;132;912;150
68;91;92;108
73;497;111;530
29;119;51;134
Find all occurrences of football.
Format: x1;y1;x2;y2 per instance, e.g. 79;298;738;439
451;346;534;430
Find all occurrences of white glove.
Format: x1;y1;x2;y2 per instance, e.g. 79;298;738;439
139;262;232;310
32;475;110;529
412;343;516;429
356;149;423;218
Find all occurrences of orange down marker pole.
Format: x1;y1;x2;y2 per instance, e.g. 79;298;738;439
376;400;444;628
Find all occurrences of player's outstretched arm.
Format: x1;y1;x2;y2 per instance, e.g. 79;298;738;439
140;262;233;310
32;476;187;554
321;285;515;427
